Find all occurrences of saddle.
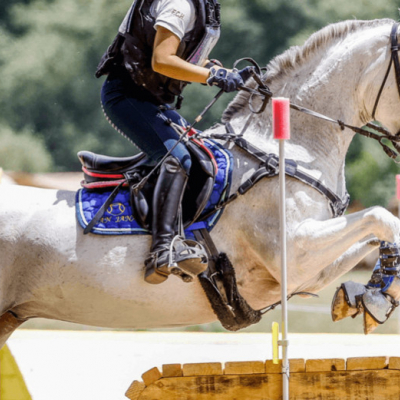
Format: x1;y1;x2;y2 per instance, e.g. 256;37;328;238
78;138;219;231
77;139;262;331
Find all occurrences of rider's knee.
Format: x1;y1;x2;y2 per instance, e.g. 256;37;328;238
180;154;192;175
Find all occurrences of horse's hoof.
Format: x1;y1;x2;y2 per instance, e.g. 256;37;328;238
363;310;380;335
331;287;359;321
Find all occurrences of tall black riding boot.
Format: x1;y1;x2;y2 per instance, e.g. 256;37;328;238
144;156;208;284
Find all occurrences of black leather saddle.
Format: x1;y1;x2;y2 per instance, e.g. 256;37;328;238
78;151;147;174
78;139;217;230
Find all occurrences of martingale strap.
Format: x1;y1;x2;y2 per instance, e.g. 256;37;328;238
201;122;350;219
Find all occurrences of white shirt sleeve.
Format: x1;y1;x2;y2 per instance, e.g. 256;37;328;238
150;0;196;40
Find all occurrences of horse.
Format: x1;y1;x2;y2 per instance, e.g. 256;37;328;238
1;18;400;348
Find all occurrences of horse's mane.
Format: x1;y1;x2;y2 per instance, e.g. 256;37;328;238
222;18;395;122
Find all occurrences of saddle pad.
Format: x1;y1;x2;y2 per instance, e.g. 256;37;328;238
76;139;233;238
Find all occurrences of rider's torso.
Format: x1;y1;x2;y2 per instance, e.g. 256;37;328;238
96;0;221;105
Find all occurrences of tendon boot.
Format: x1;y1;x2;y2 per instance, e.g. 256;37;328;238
144;156;208;284
332;241;400;334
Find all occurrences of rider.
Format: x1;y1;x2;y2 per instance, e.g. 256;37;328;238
95;0;253;284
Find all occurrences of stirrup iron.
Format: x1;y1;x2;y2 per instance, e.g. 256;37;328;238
168;236;208;282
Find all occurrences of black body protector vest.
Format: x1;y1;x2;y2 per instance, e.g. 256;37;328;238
96;0;221;105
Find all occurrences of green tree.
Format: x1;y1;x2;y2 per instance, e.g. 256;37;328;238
0;0;399;207
0;124;52;172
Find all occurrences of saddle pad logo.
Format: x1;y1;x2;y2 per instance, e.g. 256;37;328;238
99;202;135;224
106;202;126;216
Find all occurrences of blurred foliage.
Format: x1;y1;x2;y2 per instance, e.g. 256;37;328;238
0;0;399;207
0;124;52;172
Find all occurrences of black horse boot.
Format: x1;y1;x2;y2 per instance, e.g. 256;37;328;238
144;156;208;284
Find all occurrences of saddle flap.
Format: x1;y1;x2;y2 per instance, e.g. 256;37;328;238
131;188;151;230
185;139;217;177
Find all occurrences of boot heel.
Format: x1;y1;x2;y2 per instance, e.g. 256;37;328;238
144;264;169;284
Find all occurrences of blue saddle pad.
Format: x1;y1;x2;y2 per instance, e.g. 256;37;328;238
76;139;233;239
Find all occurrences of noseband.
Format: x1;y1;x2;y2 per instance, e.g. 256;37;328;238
372;22;400;120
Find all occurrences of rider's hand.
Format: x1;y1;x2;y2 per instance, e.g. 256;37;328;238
204;59;224;69
238;66;256;83
206;67;244;92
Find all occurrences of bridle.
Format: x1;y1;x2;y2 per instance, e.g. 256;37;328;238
217;23;400;162
372;22;400;120
198;22;400;222
287;22;400;162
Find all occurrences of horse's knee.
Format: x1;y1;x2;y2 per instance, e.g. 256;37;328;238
365;206;400;242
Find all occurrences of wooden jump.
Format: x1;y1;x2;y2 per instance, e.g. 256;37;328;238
126;356;400;399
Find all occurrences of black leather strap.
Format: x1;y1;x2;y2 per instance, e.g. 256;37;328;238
391;23;400;97
372;23;400;119
231;133;350;218
83;180;126;234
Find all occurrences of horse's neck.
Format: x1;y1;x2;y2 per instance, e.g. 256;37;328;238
226;22;393;197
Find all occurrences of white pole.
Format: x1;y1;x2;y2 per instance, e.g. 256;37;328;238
279;138;289;400
272;98;290;400
396;175;400;334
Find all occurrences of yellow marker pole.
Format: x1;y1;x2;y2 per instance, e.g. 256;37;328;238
0;344;32;400
272;322;279;364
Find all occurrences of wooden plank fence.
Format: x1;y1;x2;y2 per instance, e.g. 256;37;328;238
126;357;400;400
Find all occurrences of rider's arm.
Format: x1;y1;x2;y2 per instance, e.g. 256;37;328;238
152;26;215;84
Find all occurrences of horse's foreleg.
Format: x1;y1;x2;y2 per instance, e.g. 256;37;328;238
293;206;400;280
0;312;26;349
294;237;380;294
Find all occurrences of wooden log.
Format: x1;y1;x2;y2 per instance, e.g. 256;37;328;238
138;369;400;400
389;357;400;370
224;361;265;375
182;362;223;377
162;364;183;378
346;356;388;370
265;359;282;373
306;358;345;372
289;359;305;373
125;381;145;400
141;367;162;387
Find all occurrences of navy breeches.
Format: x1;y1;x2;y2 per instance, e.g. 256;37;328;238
101;71;192;174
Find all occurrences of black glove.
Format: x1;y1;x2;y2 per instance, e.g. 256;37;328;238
204;59;223;69
207;67;244;93
238;66;255;83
